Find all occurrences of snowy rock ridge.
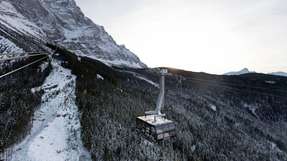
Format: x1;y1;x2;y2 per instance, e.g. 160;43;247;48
0;0;146;68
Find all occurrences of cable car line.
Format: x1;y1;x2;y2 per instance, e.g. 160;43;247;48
0;53;49;62
0;52;45;56
0;56;49;79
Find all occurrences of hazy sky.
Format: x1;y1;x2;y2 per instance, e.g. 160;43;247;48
75;0;287;74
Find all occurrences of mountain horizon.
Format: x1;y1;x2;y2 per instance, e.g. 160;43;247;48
224;68;287;77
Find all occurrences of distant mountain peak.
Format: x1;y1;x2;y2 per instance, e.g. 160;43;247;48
224;68;287;77
269;71;287;77
241;68;250;73
224;68;254;75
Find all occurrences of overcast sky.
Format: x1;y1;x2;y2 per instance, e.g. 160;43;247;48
75;0;287;74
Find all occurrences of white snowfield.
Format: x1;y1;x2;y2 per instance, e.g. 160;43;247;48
0;36;24;54
10;61;91;161
96;57;146;69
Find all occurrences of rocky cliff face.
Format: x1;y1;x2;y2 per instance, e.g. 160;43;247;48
0;0;146;68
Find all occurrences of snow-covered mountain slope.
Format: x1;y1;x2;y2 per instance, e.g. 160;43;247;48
0;0;146;68
0;1;48;53
224;68;254;75
10;61;91;161
0;36;23;54
0;1;45;39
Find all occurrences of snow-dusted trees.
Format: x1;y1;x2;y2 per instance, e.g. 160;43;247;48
0;58;51;151
74;58;287;161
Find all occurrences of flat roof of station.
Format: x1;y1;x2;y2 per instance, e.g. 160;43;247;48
137;115;173;126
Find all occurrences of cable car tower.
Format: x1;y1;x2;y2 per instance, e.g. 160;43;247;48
136;68;176;141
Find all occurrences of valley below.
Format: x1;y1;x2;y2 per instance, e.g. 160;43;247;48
1;49;287;161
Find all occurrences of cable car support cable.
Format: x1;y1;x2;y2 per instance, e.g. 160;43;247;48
0;53;49;62
0;56;49;79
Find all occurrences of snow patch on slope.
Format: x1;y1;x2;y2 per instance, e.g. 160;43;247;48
10;61;91;161
209;104;217;112
0;36;23;54
96;57;146;69
63;26;96;41
0;1;45;39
